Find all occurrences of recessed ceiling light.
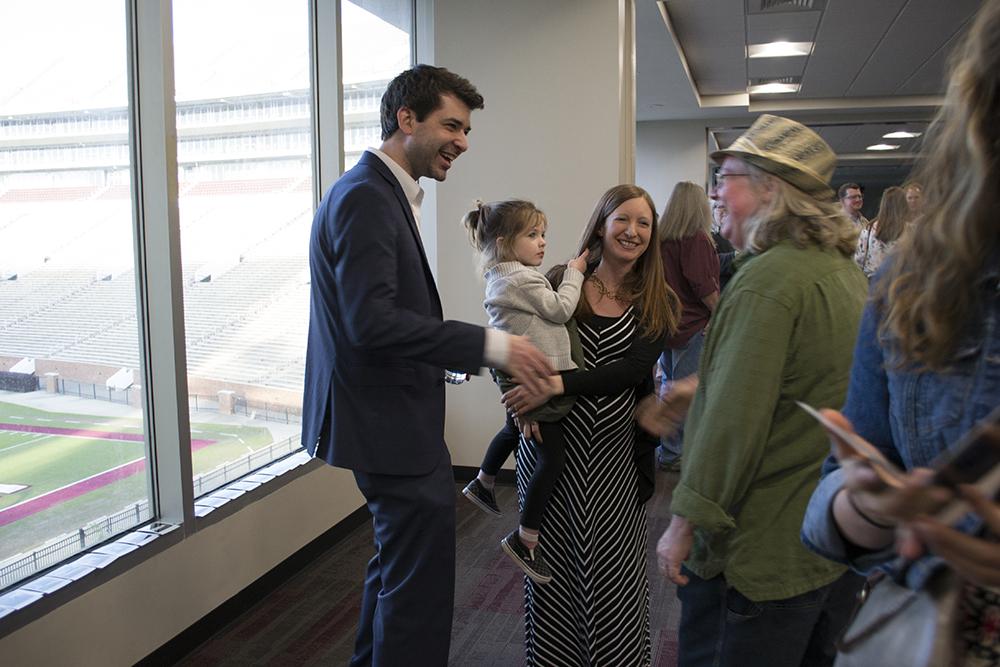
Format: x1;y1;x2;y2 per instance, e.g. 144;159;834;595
747;82;801;94
883;131;922;139
867;144;900;151
747;41;813;58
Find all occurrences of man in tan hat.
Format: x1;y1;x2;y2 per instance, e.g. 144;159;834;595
639;114;867;667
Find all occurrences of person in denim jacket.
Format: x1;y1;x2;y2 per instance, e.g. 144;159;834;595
800;277;1000;589
801;2;1000;661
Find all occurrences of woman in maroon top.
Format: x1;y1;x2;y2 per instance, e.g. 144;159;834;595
657;181;720;472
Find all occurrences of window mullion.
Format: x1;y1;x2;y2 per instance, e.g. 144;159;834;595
127;0;194;527
310;0;345;208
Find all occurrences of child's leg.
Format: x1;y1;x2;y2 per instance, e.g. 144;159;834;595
479;412;520;482
519;420;566;533
463;413;518;518
499;419;562;584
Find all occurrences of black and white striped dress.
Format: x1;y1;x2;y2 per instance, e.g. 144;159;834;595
517;309;652;667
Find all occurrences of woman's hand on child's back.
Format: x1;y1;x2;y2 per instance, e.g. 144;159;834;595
568;248;589;274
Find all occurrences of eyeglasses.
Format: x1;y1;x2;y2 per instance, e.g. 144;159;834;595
842;194;863;201
715;173;749;186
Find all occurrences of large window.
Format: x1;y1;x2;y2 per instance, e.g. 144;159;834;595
169;0;414;498
342;1;413;169
0;0;415;600
0;0;149;588
172;0;314;498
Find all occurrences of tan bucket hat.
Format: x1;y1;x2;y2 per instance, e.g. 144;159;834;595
710;114;836;200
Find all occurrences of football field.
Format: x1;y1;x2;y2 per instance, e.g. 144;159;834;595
0;398;273;561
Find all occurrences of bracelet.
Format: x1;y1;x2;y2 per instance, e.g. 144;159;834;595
845;490;894;530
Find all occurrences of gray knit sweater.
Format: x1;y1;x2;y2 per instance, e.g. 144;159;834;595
483;262;584;371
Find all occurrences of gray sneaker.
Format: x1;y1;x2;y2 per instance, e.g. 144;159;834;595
501;530;552;584
463;479;501;518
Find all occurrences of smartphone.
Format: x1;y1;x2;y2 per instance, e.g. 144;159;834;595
929;403;1000;524
796;401;906;488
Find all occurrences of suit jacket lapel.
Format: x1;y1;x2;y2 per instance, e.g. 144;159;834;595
361;152;442;313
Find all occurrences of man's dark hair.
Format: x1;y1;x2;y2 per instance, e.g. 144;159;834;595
838;183;862;199
380;65;485;140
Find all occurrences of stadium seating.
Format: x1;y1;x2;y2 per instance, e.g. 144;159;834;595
0;181;313;391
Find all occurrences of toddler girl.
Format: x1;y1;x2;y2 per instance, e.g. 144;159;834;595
460;199;587;584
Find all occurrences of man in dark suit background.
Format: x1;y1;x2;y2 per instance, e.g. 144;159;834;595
302;65;552;667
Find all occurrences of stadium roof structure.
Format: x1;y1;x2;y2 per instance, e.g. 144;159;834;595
0;0;408;117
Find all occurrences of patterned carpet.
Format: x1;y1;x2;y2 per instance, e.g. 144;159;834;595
176;470;682;667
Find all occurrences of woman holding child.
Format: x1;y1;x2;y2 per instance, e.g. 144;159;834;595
503;184;679;666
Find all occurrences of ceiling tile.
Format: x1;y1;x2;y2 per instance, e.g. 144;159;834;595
814;1;900;43
670;15;744;36
849;28;948;96
820;1;905;28
894;38;953;95
683;43;746;83
662;0;744;21
698;78;749;95
815;125;858;152
848;0;978;96
746;28;818;44
902;0;983;21
710;129;744;151
798;40;874;97
746;9;821;34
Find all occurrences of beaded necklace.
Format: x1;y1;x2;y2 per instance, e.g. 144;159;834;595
590;274;627;303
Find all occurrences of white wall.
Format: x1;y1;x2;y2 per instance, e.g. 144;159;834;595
635;119;711;214
432;0;629;468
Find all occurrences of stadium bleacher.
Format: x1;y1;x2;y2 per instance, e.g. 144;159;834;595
0;180;312;392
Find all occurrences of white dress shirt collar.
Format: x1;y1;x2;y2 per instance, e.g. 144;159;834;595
367;146;425;228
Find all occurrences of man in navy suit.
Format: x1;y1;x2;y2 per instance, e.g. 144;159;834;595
302;65;553;667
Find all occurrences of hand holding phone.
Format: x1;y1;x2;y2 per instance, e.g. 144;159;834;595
796;401;906;488
799;401;1000;526
928;405;1000;525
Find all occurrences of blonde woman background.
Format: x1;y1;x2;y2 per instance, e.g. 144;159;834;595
855;185;910;279
655;181;719;472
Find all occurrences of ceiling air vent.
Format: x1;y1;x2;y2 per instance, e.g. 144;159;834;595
749;76;799;86
748;75;802;94
751;0;824;13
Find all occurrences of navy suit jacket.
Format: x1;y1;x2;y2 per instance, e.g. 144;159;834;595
302;151;486;475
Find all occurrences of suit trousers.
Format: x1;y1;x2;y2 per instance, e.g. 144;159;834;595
351;451;456;667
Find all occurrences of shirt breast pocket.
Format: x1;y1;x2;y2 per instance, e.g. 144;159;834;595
900;340;981;450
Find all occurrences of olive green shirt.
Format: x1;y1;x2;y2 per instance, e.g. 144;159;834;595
670;240;868;601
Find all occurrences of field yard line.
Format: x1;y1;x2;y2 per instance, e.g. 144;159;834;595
0;422;144;442
0;433;53;454
0;422;216;447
